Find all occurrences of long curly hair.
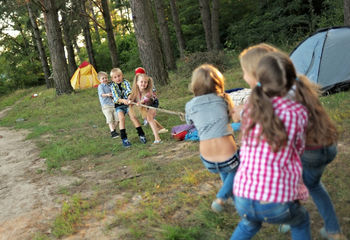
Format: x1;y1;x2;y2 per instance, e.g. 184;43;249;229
190;64;234;118
243;52;296;152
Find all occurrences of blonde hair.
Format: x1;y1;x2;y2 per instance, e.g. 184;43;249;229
129;73;154;102
110;68;123;77
97;71;108;80
190;64;234;117
239;43;279;79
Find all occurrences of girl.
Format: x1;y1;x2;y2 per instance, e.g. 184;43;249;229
129;73;162;144
239;44;346;240
134;67;168;134
185;64;239;213
231;52;310;239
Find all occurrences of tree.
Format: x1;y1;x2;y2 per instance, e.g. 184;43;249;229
169;0;186;57
129;0;168;85
41;0;73;95
345;0;350;26
211;0;220;50
77;0;97;70
153;0;176;70
61;3;77;77
198;0;213;51
88;0;101;44
26;1;53;88
101;0;119;67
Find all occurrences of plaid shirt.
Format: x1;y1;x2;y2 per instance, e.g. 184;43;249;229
234;96;308;203
111;79;132;103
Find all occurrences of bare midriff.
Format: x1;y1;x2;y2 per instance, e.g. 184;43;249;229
199;135;237;162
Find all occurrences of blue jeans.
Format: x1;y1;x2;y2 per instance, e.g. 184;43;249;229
115;104;129;114
302;144;341;234
231;197;311;240
200;151;239;200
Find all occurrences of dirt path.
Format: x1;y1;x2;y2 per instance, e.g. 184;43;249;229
0;108;80;240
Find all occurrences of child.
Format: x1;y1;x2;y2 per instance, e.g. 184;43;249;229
134;67;168;134
231;52;310;239
239;43;346;240
129;73;162;144
97;71;119;138
110;68;147;147
185;64;240;213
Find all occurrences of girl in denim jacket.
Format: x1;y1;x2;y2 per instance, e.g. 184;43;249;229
185;64;240;213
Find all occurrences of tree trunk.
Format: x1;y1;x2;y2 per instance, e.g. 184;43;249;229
129;0;169;85
169;0;186;57
101;0;119;67
42;0;73;95
26;1;53;88
61;7;77;78
345;0;350;26
88;0;101;44
199;0;213;51
211;0;220;50
153;0;176;70
79;0;97;70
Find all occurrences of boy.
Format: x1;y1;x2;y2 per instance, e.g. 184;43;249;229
110;68;147;147
97;71;119;138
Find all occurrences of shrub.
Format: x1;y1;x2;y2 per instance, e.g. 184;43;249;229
177;51;234;77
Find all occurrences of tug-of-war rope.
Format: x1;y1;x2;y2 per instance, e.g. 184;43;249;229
129;102;185;121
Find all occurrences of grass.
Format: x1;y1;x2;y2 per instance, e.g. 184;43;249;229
1;51;350;239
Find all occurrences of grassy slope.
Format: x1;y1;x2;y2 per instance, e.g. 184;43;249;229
0;58;349;239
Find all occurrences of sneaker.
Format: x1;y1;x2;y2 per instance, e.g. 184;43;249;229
153;139;162;144
319;227;347;240
143;119;148;126
122;138;132;147
211;199;225;213
158;128;168;134
139;135;147;144
111;130;119;138
278;224;291;233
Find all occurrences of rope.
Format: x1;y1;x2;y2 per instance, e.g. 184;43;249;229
129;102;185;121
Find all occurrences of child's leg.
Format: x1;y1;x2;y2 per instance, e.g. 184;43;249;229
216;170;236;200
118;111;126;130
230;197;262;240
128;106;141;128
147;109;161;142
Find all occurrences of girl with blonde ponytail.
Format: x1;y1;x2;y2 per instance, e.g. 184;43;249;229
185;64;239;213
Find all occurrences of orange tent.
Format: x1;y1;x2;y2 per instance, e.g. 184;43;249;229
70;61;99;89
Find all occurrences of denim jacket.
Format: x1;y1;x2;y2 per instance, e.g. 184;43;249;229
185;93;232;140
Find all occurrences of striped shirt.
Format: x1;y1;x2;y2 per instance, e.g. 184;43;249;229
234;97;308;203
111;79;132;103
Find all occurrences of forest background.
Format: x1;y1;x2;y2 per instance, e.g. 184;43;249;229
0;0;350;240
0;0;349;96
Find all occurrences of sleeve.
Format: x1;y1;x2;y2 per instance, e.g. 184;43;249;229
294;109;308;155
124;80;132;97
98;85;104;97
111;83;120;103
185;103;193;125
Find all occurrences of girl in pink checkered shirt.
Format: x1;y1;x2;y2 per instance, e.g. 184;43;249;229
231;52;311;240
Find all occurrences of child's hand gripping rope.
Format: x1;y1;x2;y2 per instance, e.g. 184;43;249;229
129;101;185;121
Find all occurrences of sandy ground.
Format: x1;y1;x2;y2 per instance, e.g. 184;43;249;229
0;107;81;239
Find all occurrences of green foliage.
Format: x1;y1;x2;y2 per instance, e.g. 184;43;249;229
52;195;91;238
161;225;201;240
177;51;234;77
116;33;142;71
